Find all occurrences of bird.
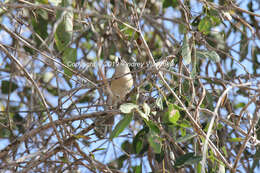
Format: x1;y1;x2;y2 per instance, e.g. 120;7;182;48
109;57;133;106
94;57;133;138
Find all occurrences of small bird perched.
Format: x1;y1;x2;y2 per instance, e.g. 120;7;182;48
94;58;133;138
108;57;133;106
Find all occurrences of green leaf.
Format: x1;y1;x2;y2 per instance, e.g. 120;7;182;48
0;128;11;138
210;15;221;26
119;103;139;114
108;154;128;169
1;80;18;94
54;7;73;52
121;140;134;154
239;26;248;62
178;120;192;128
208;9;221;26
176;134;197;143
47;86;59;96
91;148;106;153
133;136;144;154
168;108;180;124
62;48;77;79
31;9;48;47
146;120;160;134
72;135;91;140
234;102;246;109
155;151;165;163
174;152;202;168
24;45;35;55
207;51;220;62
178;23;187;34
163;0;178;8
122;27;135;38
196;50;220;62
79;95;94;103
181;34;191;64
207;31;225;50
110;114;132;139
36;0;49;4
198;16;211;35
221;146;228;157
132;165;142;173
59;156;68;163
253;147;260;159
133;128;149;154
197;162;202;173
229;137;243;142
252;46;260;74
184;156;203;166
180;127;186;137
165;103;181;124
148;131;162;154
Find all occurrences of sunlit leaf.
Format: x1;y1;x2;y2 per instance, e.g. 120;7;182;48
234;102;245;109
48;0;61;6
43;71;54;83
198;16;211;34
218;163;225;173
120;103;138;114
181;34;191;64
143;102;150;116
168;108;180;124
229;137;243;142
36;0;49;4
222;11;232;21
221;146;228;157
180;127;186;137
137;109;149;121
156;97;164;110
165;103;181;124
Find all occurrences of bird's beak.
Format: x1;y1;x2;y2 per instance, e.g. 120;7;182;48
118;57;122;63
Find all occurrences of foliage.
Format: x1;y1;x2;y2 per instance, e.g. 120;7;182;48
0;0;259;172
